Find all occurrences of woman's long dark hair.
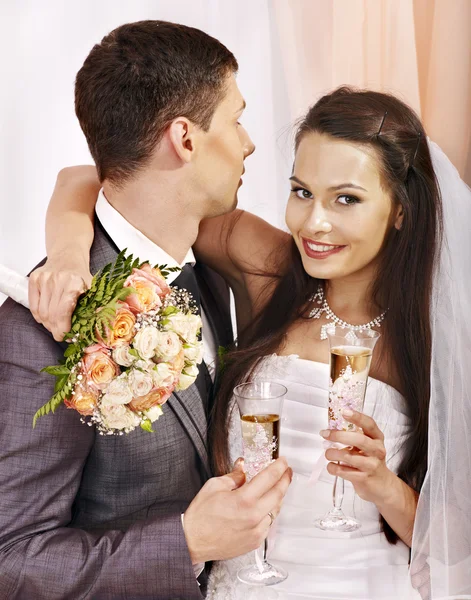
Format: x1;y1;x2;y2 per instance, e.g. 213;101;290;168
210;87;442;544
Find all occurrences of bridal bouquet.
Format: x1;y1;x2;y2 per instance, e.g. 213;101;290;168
34;251;203;435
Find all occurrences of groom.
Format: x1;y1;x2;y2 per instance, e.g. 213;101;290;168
0;21;291;599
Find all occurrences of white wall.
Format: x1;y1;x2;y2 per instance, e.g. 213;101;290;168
0;0;295;304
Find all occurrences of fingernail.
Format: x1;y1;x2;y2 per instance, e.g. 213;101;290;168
319;430;330;438
342;408;354;417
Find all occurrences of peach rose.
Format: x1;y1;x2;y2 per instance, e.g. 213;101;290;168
139;264;171;297
128;387;173;412
65;386;98;416
96;302;136;348
168;349;185;376
124;267;167;313
83;345;120;391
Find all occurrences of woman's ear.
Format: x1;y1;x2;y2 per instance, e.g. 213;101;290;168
394;203;404;231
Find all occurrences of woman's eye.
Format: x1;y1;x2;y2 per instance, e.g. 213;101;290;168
292;188;312;200
337;194;360;206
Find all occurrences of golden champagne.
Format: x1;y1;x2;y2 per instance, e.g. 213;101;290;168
328;346;372;431
240;414;280;480
241;414;280;459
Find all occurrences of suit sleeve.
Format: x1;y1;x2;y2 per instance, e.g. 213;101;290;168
0;303;202;600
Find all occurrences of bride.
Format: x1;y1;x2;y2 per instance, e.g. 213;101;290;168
28;87;470;600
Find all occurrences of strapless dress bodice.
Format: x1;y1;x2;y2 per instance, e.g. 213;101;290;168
207;355;420;600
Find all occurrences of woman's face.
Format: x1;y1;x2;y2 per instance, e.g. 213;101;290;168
285;132;402;283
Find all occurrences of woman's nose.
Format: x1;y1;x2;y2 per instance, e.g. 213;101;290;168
304;206;333;234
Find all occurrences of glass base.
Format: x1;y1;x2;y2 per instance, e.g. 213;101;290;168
313;509;361;532
237;562;288;586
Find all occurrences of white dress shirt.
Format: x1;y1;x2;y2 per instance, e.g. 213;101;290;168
96;190;217;380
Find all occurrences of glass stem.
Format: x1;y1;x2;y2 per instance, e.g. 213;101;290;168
262;536;269;562
255;537;269;573
332;463;344;512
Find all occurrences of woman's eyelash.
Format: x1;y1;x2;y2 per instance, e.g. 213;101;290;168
291;186;312;198
337;194;361;205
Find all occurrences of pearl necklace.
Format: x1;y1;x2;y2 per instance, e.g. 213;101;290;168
309;285;387;340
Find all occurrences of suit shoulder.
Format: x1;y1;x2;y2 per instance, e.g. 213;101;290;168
0;298;63;362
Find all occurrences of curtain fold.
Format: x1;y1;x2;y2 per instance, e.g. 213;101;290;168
273;0;471;184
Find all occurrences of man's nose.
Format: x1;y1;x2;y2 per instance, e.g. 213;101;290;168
242;129;255;158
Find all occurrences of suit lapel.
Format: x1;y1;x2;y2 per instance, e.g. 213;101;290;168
194;262;233;350
166;387;211;480
194;263;234;421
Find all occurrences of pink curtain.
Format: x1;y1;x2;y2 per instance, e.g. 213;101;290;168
273;0;471;185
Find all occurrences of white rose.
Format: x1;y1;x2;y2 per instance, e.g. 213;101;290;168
151;362;176;389
128;369;154;397
134;359;152;371
145;404;164;423
100;400;140;430
133;326;159;360
154;330;182;361
112;346;136;368
165;313;202;344
102;375;133;405
176;364;199;391
183;342;204;364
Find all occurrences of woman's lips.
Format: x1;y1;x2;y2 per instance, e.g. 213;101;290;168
302;238;346;259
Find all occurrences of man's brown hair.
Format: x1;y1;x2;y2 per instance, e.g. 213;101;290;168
75;20;238;185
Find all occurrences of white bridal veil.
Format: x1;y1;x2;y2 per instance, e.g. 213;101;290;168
409;141;471;599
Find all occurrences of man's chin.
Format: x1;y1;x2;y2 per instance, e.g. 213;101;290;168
222;194;238;215
230;194;238;212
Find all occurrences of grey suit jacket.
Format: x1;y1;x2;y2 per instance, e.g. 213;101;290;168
0;224;233;599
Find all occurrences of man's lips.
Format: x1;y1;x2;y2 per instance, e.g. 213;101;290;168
302;238;346;259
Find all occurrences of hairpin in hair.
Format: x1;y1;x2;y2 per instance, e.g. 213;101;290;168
377;111;388;137
411;132;422;166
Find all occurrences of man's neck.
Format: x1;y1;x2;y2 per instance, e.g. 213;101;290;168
103;178;201;264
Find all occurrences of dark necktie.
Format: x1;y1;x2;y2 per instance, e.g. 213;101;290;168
172;264;212;411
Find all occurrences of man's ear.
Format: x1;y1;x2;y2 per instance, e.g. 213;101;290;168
394;203;404;231
167;117;196;163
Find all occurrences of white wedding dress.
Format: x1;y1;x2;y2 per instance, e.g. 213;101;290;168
206;354;421;600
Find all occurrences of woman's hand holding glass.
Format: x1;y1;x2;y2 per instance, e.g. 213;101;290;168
320;409;396;507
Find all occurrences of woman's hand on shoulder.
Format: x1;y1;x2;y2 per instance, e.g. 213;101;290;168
29;254;92;342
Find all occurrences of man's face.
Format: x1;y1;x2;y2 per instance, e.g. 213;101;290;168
193;74;255;217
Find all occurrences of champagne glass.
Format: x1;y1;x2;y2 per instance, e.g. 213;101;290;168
314;327;380;532
234;381;288;586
